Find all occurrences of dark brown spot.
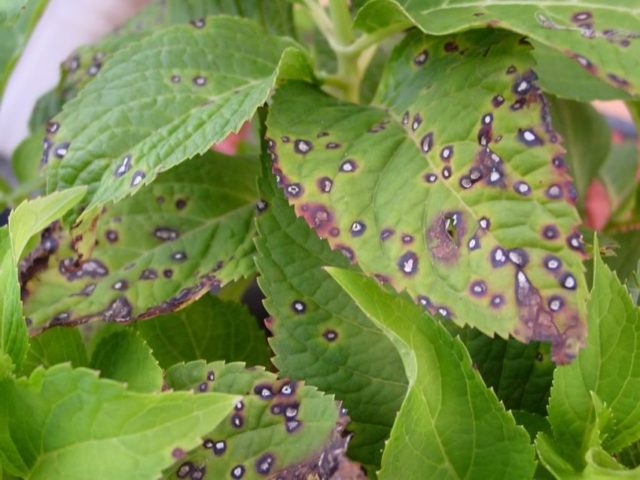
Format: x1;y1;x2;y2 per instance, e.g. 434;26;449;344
398;251;418;275
105;230;118;243
170;74;181;83
255;453;275;475
190;18;205;28
175;198;187;210
339;159;357;172
380;228;394;241
350;220;366;237
427;212;465;264
470;280;487;297
154;227;179;241
139;268;158;280
444;41;459;52
163;269;174;278
297;203;335;237
291;300;306;314
193;75;207;86
492;95;505;107
103;296;133;323
414;49;429;65
543;225;560;240
177;462;194;478
294;139;312;154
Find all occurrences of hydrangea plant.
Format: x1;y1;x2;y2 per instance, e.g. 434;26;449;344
1;0;639;478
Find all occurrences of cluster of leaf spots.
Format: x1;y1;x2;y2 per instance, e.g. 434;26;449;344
254;164;407;468
164;361;348;480
267;30;587;363
21;152;258;332
355;0;640;96
41;15;311;256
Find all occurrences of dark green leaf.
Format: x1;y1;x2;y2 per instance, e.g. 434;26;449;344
327;267;536;479
164;361;344;479
255;162;407;468
267;30;587;363
23;152;258;331
137;295;270;369
11;133;41;184
21;327;88;376
0;364;238;479
90;329;163;392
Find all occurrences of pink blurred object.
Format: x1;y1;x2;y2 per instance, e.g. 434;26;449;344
585;179;612;231
212;122;252;155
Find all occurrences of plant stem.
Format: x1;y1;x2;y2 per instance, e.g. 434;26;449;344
328;0;359;102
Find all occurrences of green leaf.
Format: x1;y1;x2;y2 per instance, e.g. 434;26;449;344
449;326;555;415
0;364;238;479
90;329;163;392
540;237;640;472
327;267;536;479
255;162;407;467
0;0;48;100
164;361;344;480
11;133;42;184
137;295;270;369
598;141;639;212
23;152;258;331
355;0;640;98
44;15;310;243
267;30;587;363
21;327;88;376
1;188;86;371
548;96;611;205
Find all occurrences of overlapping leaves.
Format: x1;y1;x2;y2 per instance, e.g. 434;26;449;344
267;30;587;362
537;240;640;477
163;361;344;479
0;364;238;479
355;0;640;98
328;267;536;479
255;163;407;467
44;15;310;246
23;152;258;332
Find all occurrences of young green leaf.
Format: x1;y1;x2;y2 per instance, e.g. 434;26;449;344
267;30;587;363
22;152;257;332
0;0;48;99
0;364;239;479
255;162;407;468
44;15;311;248
90;329;163;393
538;238;640;473
355;0;640;98
327;267;536;479
137;295;270;369
21;326;88;376
0;188;86;371
163;361;346;479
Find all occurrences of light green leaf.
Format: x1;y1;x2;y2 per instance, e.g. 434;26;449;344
21;327;88;376
541;237;640;472
23;152;258;332
1;188;86;371
163;361;344;480
355;0;640;98
0;364;238;479
11;133;42;185
548;96;611;205
90;329;163;393
44;15;310;247
137;295;270;369
267;30;587;363
327;267;536;479
0;0;48;100
255;161;407;468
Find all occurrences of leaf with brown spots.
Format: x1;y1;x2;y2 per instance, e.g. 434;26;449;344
163;361;350;480
22;152;259;333
267;30;587;363
43;15;311;256
356;0;640;99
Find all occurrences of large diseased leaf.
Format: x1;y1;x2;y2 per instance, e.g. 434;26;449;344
0;188;86;371
255;163;407;467
164;361;345;479
355;0;640;98
0;364;238;479
328;268;536;479
44;15;310;238
22;152;258;332
137;295;271;369
537;239;640;474
267;30;587;363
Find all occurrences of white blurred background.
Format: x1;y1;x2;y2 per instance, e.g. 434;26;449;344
0;0;149;159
